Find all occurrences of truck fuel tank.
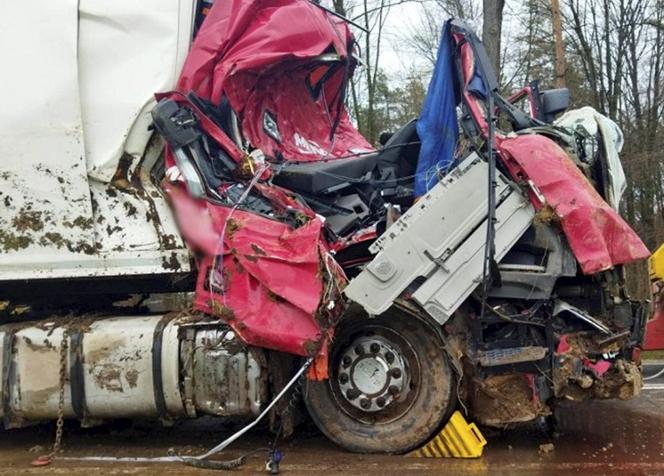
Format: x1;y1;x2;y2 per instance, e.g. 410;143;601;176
0;315;267;427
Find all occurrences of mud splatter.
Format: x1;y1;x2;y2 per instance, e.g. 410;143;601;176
250;243;267;256
12;209;44;232
93;364;124;393
123;202;138;217
225;218;241;240
533;204;560;225
63;216;94;230
125;369;139;389
211;300;236;322
0;230;33;251
162;252;182;270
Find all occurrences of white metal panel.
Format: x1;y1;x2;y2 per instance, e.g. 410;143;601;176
411;191;534;322
0;0;97;270
344;156;535;323
89;138;188;256
0;1;194;281
78;0;195;182
345;156;507;315
0;249;190;280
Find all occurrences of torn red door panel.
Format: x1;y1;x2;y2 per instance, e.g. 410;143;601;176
498;134;649;274
166;182;345;358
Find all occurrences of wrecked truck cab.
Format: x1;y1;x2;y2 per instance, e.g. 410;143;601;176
0;0;650;458
150;2;649;451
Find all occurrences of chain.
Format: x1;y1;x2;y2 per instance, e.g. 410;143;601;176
51;326;69;459
33;326;69;466
282;378;303;417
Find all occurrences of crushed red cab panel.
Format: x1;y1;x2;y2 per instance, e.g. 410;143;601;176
160;0;363;358
166;182;345;358
448;27;648;275
497;134;649;274
177;0;373;163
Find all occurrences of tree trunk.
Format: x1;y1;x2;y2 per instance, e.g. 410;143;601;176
482;0;505;81
550;0;566;88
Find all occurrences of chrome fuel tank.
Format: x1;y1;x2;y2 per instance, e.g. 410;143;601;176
0;315;266;427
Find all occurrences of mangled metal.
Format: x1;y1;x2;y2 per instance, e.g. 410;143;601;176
345;154;535;323
150;3;649;433
0;0;653;455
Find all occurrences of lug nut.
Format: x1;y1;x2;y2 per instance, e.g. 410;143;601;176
354;345;364;355
370;343;380;354
339;373;349;384
390;368;402;379
360;398;371;409
346;388;361;400
376;397;386;408
388;385;399;396
385;352;395;364
342;355;352;367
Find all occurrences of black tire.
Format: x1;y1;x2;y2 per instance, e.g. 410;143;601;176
304;305;456;453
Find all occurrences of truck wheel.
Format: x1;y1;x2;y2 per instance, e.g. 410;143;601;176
304;306;456;453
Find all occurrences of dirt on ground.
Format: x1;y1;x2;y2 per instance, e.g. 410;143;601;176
0;391;663;475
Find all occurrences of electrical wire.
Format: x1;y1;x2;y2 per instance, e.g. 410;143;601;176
181;447;269;470
488;304;546;327
208;163;268;305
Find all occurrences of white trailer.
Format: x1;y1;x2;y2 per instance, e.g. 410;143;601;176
0;1;194;282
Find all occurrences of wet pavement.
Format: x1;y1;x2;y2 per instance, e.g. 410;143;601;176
1;388;663;475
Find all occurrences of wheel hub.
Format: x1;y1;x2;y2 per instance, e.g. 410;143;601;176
336;336;407;413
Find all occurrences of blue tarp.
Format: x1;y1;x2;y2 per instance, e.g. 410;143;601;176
414;21;459;196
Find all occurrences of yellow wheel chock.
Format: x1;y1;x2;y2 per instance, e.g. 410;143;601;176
408;410;487;458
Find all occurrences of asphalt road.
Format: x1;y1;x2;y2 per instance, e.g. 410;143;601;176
1;380;664;475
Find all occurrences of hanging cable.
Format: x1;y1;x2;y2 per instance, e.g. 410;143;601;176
208;162;268;303
479;91;498;320
643;366;664;381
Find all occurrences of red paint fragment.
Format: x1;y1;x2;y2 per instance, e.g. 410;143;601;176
582;359;611;378
556;335;571;354
308;352;330;381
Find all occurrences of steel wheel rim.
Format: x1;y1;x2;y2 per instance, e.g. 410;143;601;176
328;324;421;425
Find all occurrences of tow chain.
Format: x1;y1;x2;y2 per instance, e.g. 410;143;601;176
264;377;303;474
32;326;69;467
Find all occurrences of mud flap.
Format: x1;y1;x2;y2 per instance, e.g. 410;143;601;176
407;411;487;458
